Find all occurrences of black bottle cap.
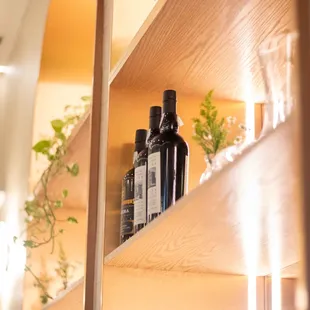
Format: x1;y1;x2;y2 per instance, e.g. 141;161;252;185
135;129;147;143
150;106;162;117
163;90;176;102
163;89;177;113
149;106;162;129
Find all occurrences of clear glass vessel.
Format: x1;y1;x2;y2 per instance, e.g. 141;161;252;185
258;32;298;136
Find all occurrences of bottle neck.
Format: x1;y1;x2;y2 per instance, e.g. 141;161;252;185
160;112;179;133
147;127;160;144
133;143;145;163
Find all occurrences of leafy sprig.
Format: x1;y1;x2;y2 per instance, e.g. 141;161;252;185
55;242;74;290
192;90;246;162
192;90;229;160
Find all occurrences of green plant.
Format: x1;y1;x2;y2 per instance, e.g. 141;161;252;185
192;90;245;162
55;242;74;290
33;258;54;304
15;96;90;304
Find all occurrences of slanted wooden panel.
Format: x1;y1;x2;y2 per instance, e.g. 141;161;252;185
44;278;84;310
281;263;299;278
105;118;298;276
110;0;296;101
103;266;265;310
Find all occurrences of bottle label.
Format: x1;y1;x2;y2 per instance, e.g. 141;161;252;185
184;155;189;194
121;200;134;235
134;165;147;226
147;152;161;215
121;178;134;237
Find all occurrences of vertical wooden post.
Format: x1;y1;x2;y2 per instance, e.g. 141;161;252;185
295;0;310;309
84;0;113;309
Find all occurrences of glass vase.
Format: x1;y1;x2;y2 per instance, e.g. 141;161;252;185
258;32;298;137
199;145;237;184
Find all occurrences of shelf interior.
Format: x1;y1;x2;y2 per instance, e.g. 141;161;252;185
104;116;298;276
103;88;262;255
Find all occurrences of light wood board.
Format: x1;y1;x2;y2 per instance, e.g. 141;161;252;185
44;268;266;310
103;266;265;310
265;277;296;310
105;116;299;276
110;0;296;101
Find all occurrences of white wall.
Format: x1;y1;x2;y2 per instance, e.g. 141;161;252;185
0;0;30;63
0;75;5;191
0;0;50;309
30;82;92;188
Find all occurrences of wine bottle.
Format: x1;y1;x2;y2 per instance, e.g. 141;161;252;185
134;106;162;233
147;90;189;223
120;129;147;244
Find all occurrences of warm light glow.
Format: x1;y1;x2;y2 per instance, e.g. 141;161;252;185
268;196;282;310
0;66;10;74
0;194;26;310
243;70;256;144
0;191;5;208
239;178;261;310
248;274;257;310
0;221;9;273
27;194;34;202
245;98;255;143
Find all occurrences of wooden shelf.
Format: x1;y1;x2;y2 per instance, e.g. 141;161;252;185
105;117;299;276
280;262;299;278
110;0;295;101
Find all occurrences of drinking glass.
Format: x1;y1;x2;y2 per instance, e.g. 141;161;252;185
258;32;299;136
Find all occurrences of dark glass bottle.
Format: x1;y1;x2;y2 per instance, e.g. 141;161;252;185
134;106;162;233
120;129;147;244
147;90;189;223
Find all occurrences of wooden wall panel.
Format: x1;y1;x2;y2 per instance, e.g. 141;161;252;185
265;277;296;310
103;266;265;310
104;87;263;255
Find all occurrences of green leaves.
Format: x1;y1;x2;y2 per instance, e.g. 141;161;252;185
67;217;78;224
55;132;66;142
192;90;229;157
54;200;63;209
67;163;79;176
32;140;51;154
40;295;49;304
51;119;65;133
24;240;36;248
81;96;91;102
62;189;68;198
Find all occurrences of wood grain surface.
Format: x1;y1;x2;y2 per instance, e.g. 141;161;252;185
105;116;298;276
44;268;266;310
110;0;296;101
103;266;265;310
